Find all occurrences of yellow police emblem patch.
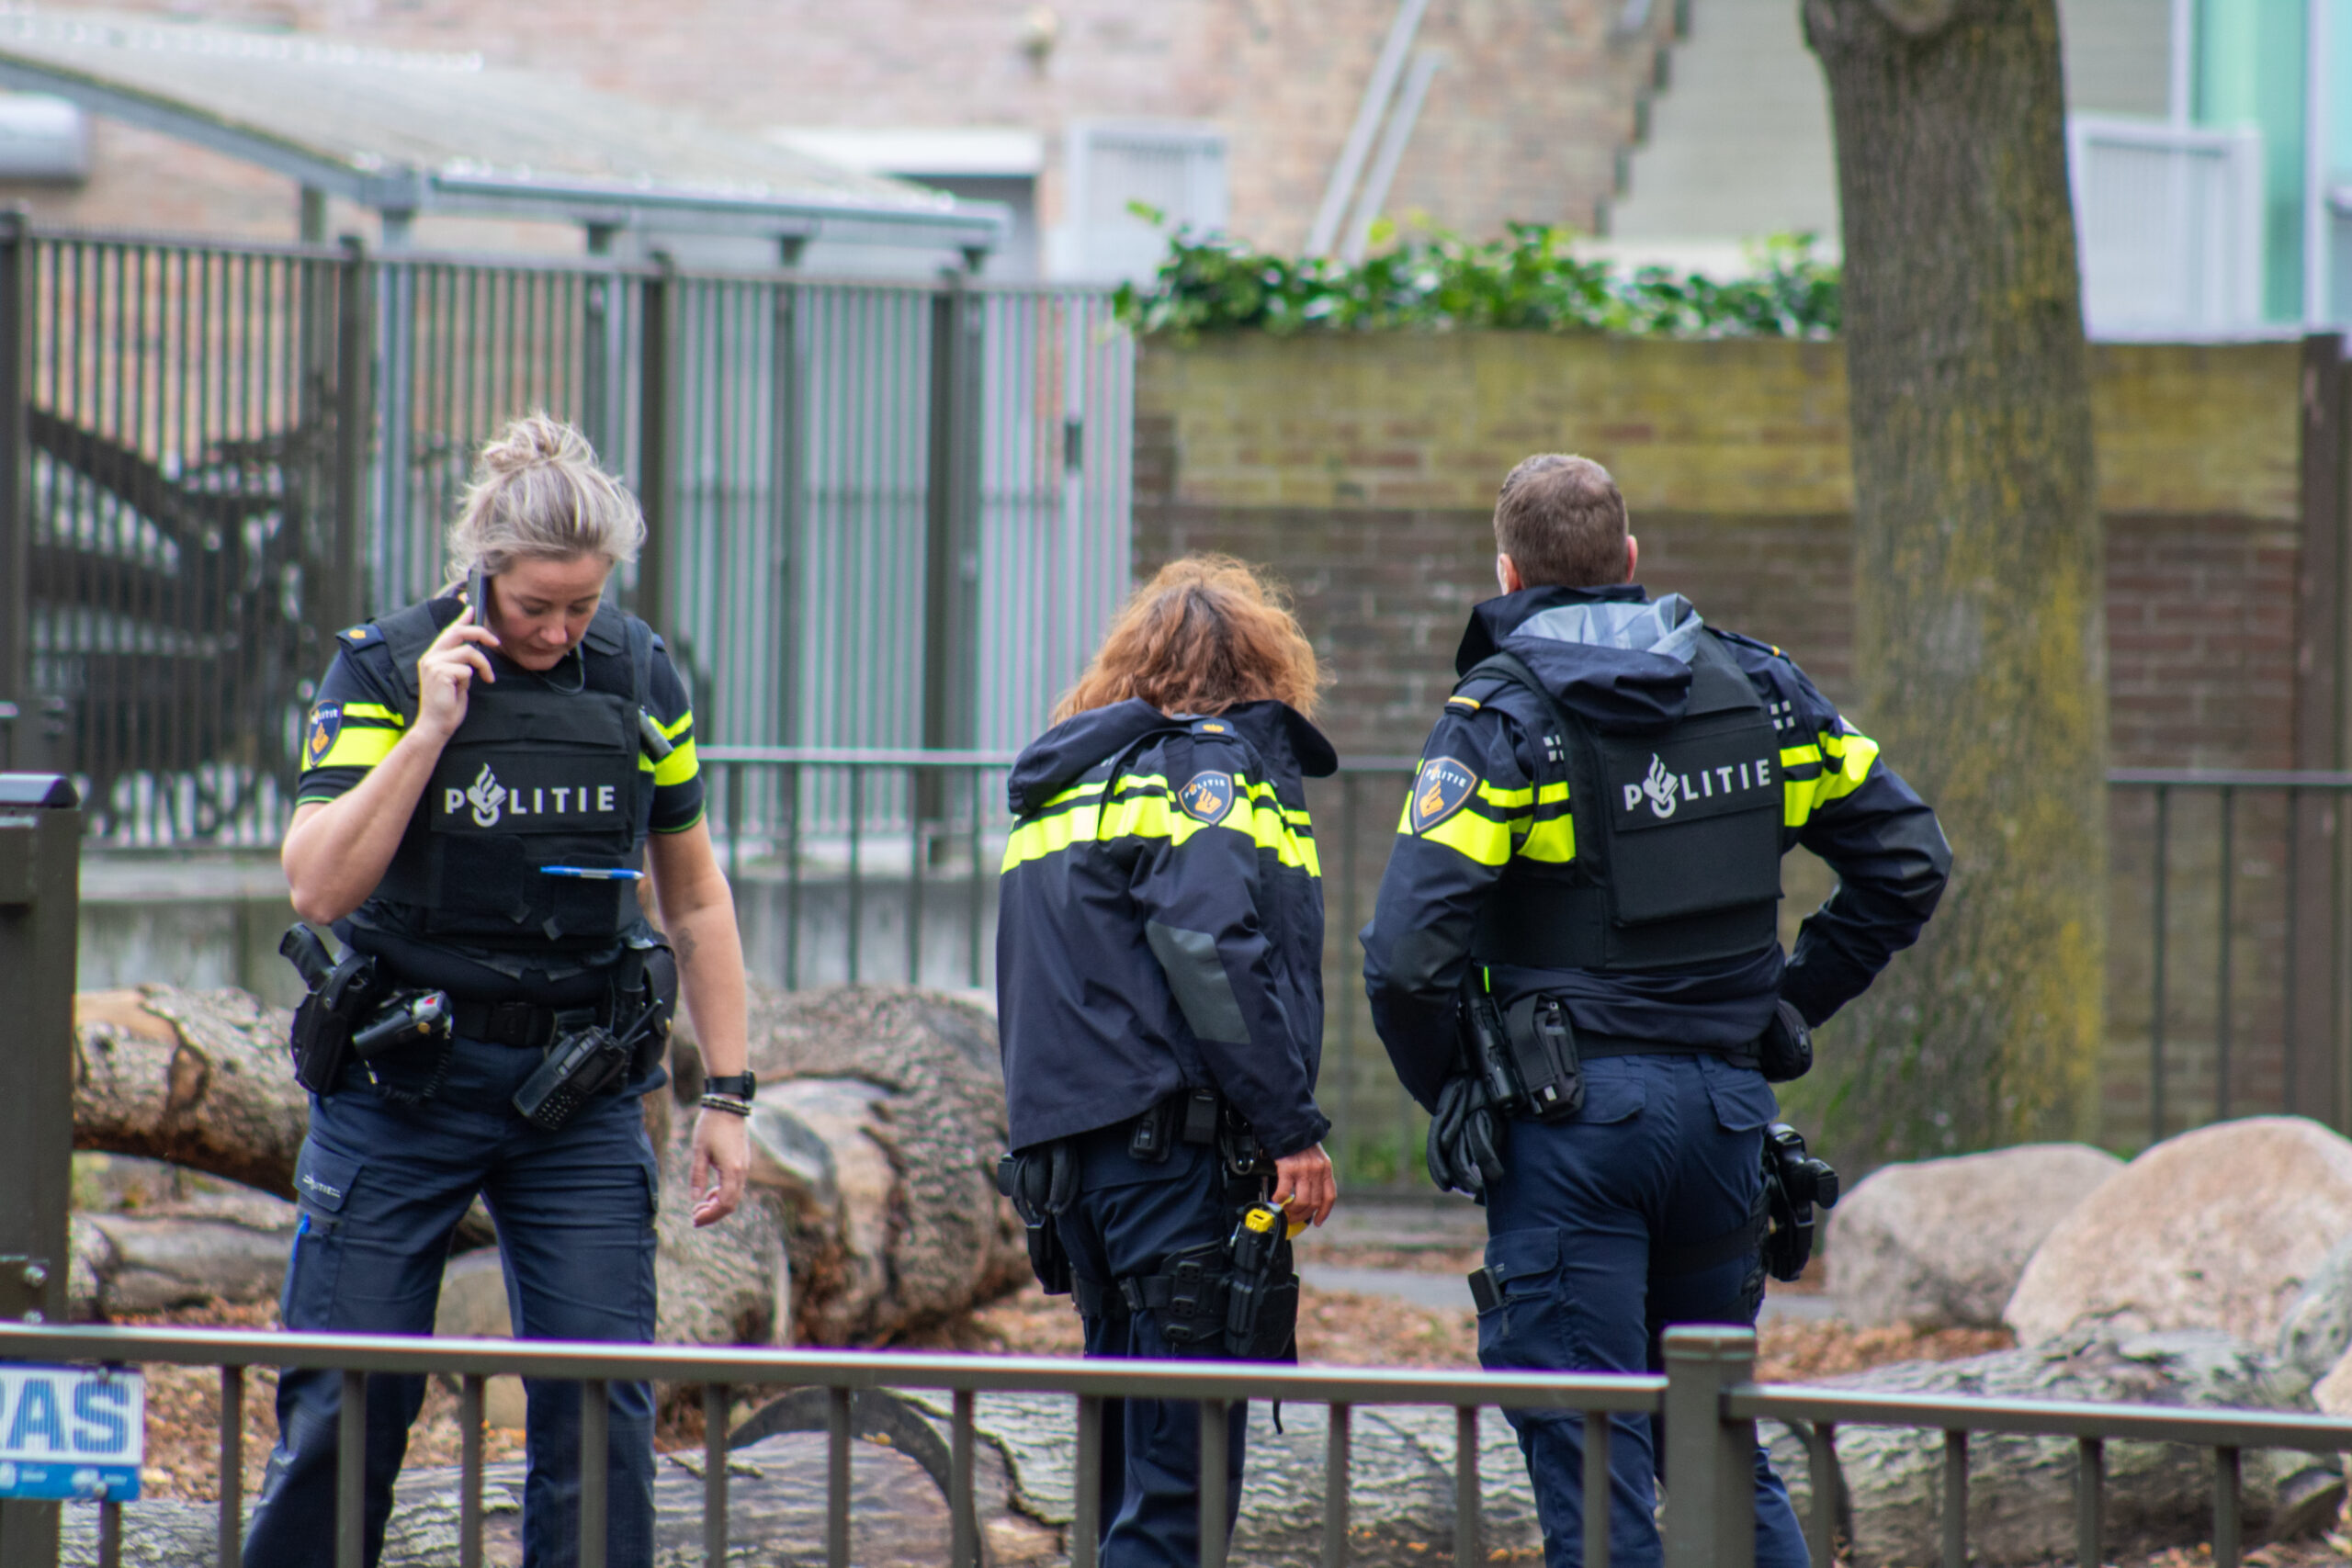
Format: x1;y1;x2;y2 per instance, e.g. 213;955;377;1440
303;703;343;768
1178;770;1235;826
1409;757;1477;834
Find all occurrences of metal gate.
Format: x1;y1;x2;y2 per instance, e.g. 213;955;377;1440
0;219;1133;845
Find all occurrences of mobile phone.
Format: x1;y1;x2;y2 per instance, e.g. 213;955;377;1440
469;561;491;638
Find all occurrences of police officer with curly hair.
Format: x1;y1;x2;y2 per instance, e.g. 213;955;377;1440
1362;456;1950;1567
252;413;753;1568
996;555;1340;1568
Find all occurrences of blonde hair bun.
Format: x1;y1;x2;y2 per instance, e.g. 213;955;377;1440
446;412;646;582
477;412;592;478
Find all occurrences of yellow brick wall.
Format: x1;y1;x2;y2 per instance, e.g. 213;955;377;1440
1136;333;2304;522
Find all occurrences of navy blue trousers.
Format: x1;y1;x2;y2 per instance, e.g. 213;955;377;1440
1055;1132;1250;1568
241;1037;661;1568
1480;1052;1808;1568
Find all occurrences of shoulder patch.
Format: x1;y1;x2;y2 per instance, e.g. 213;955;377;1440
1408;757;1479;835
1177;769;1236;826
303;703;343;769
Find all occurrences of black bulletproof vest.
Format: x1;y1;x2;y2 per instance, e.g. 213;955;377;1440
361;598;654;951
1468;630;1782;973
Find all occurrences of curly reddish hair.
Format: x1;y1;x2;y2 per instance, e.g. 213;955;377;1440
1057;555;1321;721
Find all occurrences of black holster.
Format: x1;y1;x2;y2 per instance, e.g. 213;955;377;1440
997;1143;1077;1296
609;938;679;1079
283;927;382;1096
1469;990;1585;1121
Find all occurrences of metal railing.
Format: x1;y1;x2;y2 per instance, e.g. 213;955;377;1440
2;1319;2346;1568
697;756;2352;1185
0;222;1134;846
0;1320;1672;1568
1742;1379;2352;1568
701;746;1016;994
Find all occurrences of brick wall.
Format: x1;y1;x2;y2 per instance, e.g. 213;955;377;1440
11;0;1673;256
1134;332;2319;1153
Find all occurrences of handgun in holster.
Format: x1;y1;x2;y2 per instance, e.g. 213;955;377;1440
281;924;381;1095
1759;1122;1841;1281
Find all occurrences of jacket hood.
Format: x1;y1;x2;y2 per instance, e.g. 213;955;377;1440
1454;584;1702;733
1007;697;1336;814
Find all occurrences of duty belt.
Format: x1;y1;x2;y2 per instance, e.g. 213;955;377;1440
450;995;613;1052
1577;1032;1761;1071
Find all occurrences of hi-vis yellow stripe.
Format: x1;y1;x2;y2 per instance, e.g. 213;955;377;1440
1396;781;1572;867
650;738;699;787
313;725;399;770
1780;728;1879;827
1002;773;1319;874
634;713;699;784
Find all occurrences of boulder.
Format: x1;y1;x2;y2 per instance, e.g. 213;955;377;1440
2276;1231;2352;1389
1828;1144;2122;1328
2313;1346;2352;1416
1764;1326;2344;1566
2005;1117;2352;1348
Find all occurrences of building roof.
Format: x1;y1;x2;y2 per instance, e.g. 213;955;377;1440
0;8;1005;252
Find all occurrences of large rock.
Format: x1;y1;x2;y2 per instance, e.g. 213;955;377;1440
1764;1326;2343;1566
2276;1232;2352;1390
2005;1117;2352;1348
1828;1144;2122;1328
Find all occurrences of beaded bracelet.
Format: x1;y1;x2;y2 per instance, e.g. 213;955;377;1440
698;1092;752;1117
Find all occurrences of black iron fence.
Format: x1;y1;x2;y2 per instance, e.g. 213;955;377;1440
0;1319;2338;1568
0;220;1134;847
701;753;2352;1186
2110;770;2352;1145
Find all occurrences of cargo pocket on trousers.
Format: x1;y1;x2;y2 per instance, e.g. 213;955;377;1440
281;1143;361;1329
1474;1227;1566;1371
1703;1058;1779;1134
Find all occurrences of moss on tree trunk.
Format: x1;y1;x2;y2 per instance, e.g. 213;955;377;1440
1795;0;2106;1165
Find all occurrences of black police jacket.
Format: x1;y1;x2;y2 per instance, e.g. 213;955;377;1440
1361;585;1951;1111
996;699;1338;1158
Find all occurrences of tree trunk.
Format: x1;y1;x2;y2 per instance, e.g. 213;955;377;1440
68;984;1029;1348
1801;0;2106;1166
1762;1327;2345;1564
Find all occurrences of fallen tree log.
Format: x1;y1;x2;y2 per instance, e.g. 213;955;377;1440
56;1429;1060;1568
1762;1326;2346;1565
68;1213;293;1318
70;983;1029;1348
55;1394;1534;1567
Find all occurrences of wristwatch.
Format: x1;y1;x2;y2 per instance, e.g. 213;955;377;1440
702;1071;757;1100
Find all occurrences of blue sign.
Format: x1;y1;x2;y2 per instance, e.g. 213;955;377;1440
0;1364;142;1500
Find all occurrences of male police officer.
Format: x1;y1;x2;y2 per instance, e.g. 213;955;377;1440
1361;455;1949;1566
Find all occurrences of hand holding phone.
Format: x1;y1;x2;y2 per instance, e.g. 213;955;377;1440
468;562;492;639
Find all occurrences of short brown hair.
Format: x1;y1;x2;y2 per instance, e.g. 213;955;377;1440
1057;555;1321;721
1493;454;1629;588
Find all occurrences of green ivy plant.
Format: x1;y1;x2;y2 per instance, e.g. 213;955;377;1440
1111;214;1841;341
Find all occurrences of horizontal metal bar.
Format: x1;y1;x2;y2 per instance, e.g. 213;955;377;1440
701;746;1426;773
1737;1384;2352;1453
0;1324;1666;1411
2106;768;2352;789
18;224;356;263
702;746;1020;768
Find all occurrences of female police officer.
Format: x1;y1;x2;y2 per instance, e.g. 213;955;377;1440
996;555;1340;1568
248;414;752;1568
